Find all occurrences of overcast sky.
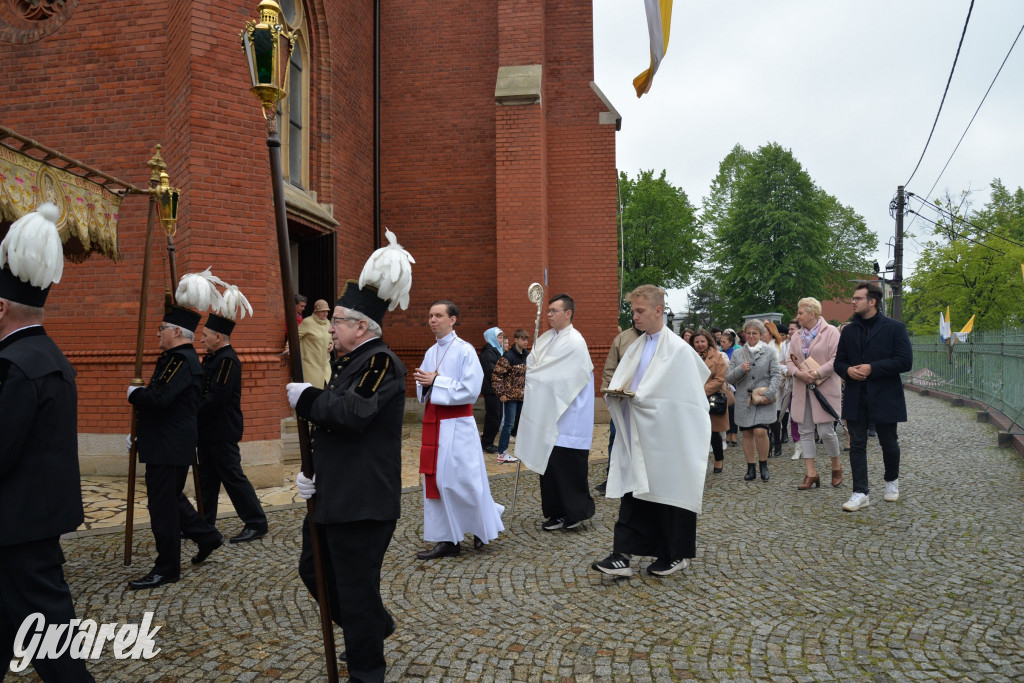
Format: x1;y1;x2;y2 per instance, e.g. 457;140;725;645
593;1;1024;313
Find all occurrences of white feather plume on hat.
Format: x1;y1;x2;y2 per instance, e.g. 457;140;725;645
175;267;226;313
358;227;415;311
215;284;254;321
0;202;64;288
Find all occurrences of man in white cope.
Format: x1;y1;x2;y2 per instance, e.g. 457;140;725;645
592;285;711;577
412;300;504;560
517;293;596;531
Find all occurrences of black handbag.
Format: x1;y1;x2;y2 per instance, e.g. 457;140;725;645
708;391;727;415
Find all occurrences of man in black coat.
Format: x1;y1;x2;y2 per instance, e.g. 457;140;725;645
197;312;268;542
127;306;223;589
287;280;406;683
0;204;93;681
834;281;913;512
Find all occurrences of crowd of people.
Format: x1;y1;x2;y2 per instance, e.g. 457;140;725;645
2;204;913;682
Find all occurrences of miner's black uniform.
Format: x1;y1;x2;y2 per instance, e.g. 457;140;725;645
294;337;405;683
129;342;221;578
197;344;267;531
0;326;93;682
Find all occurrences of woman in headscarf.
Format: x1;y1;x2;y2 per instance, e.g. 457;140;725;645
691;329;729;473
726;320;783;481
786;298;843;489
479;327;505;454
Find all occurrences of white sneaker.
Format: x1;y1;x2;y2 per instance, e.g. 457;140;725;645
884;479;899;502
791;445;801;460
842;492;870;512
496;452;519;463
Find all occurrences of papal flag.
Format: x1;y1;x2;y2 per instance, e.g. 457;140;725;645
633;0;673;97
959;314;975;335
939;308;951;342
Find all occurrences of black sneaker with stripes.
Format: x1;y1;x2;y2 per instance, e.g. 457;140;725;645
591;552;633;577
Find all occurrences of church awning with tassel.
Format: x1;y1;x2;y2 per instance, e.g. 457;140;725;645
0;125;142;263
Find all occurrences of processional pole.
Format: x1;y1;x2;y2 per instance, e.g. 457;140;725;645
510;282;545;515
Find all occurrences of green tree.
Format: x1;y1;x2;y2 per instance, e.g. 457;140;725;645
903;180;1024;335
618;169;700;327
710;142;829;323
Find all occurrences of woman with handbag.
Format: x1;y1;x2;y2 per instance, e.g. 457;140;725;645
786;297;843;489
691;329;729;473
726;320;783;481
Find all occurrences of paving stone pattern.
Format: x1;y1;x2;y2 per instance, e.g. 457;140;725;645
13;393;1024;681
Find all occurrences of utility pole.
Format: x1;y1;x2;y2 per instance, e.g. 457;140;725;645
892;185;905;321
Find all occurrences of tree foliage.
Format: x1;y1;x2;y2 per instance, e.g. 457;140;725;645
689;142;876;327
903;180;1024;335
618;169;700;327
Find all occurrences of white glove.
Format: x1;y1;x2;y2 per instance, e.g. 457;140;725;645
125;434;135;453
127;385;140;399
296;471;316;499
286;382;313;408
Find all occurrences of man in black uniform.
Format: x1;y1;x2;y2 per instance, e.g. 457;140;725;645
287;279;407;683
127;305;223;589
0;203;93;681
197;311;268;542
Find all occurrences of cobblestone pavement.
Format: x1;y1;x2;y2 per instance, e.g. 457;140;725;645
13;392;1024;681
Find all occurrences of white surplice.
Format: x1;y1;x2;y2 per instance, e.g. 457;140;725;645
605;330;711;513
417;331;504;544
516;324;594;474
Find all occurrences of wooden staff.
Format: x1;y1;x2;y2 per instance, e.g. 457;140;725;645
123;171;161;566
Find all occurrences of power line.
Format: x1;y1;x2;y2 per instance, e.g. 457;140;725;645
905;208;1006;255
905;0;975;187
913;21;1024;210
907;193;1024;249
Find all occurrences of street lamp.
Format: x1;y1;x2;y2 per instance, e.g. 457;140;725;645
239;3;336;678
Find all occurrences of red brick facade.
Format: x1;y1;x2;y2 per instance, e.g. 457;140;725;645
0;1;618;469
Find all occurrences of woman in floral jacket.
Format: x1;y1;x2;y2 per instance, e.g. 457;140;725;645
491;328;531;463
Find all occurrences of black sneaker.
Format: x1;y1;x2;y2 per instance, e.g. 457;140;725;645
647;557;688;576
591;552;633;577
541;517;564;531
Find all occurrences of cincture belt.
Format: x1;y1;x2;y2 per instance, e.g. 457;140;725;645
419;403;474;499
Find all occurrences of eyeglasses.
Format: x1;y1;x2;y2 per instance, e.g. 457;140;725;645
851;297;867;302
157;324;174;332
547;308;566;314
330;316;360;327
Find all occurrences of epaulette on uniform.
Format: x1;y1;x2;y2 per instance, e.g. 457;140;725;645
156;355;185;385
354;352;392;398
214;357;235;385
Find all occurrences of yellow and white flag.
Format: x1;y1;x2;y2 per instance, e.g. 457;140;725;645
633;0;673;97
959;315;975;334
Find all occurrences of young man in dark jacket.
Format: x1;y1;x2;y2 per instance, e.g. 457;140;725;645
834;281;913;512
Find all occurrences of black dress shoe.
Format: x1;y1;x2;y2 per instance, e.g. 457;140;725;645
482;444;499;454
415;541;460;560
191;536;224;564
128;573;179;590
229;527;268;543
594;480;607;494
473;535;484;550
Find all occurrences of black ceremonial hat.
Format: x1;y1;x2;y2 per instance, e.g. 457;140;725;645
204;312;236;336
163;304;201;333
336;279;388;326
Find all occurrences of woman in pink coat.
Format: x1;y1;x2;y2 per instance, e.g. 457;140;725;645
786;297;843;489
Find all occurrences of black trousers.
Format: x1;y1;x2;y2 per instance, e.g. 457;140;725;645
0;538;94;682
145;464;222;577
848;417;901;495
539;446;595;525
299;516;397;683
481;392;501;446
197;440;267;530
613;493;696;561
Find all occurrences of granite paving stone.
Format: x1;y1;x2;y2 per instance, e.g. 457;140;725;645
8;393;1024;680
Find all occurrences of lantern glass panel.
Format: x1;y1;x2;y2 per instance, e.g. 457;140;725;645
254;28;275;85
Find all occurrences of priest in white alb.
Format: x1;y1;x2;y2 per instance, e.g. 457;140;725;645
516;293;596;531
413;300;504;560
592;285;711;578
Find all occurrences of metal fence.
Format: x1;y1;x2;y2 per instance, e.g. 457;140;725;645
907;329;1024;428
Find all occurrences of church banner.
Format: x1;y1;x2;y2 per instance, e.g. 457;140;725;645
0;144;121;262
